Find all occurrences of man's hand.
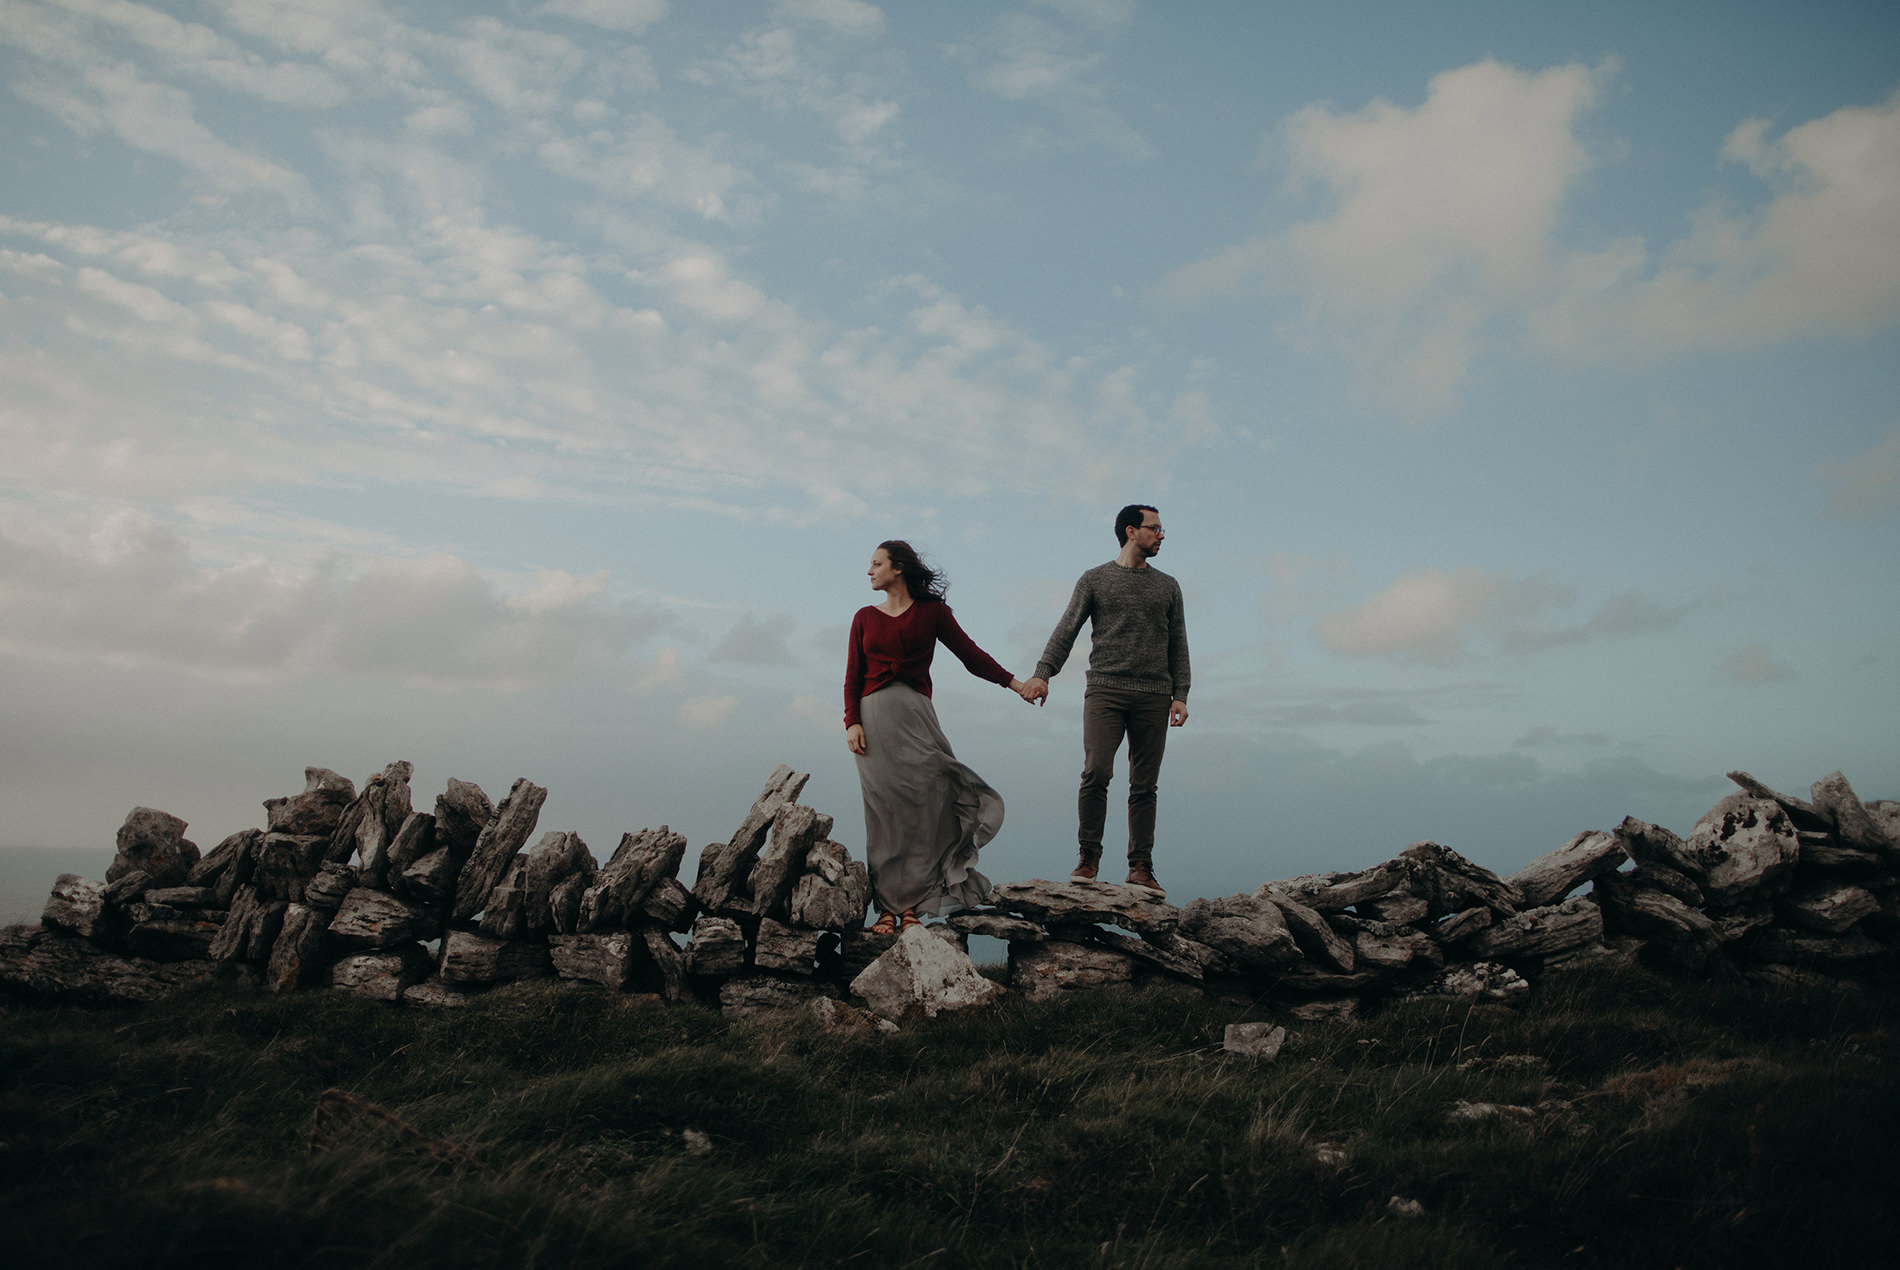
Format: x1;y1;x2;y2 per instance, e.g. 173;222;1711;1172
1169;700;1188;727
846;723;867;755
1021;677;1049;706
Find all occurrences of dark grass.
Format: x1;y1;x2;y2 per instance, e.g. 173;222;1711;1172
2;964;1896;1268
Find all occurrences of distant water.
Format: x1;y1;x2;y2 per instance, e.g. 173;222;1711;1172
1;847;114;927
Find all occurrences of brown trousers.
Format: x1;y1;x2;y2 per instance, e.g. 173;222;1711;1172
1077;685;1172;864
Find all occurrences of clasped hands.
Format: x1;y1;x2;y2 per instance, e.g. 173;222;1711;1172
1013;676;1048;706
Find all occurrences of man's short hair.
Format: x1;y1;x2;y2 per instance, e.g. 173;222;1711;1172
1116;504;1158;546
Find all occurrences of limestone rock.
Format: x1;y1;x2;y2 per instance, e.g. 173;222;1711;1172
523;831;596;937
1333;916;1442;972
548;872;590;935
263;904;331;993
1626;863;1704;908
208;885;288;962
330;888;441;949
640;876;697;932
1465;897;1604;961
399;848;460;907
1593;873;1718;970
1176;894;1301;972
326;761;414;887
402;979;476;1009
684;915;748;978
108;808;199;887
438;931;552;985
331;945;433;1001
1509;830;1627;908
382;813;437;893
42;875;109;938
1260;888;1354;970
1686;795;1799;904
188;829;259;896
836;927;897;981
549;932;643;988
252;833;328;902
263;768;355;837
1614;817;1704;880
1399;842;1523;917
1008;939;1134;1002
1797;835;1886;873
1404;962;1531;1006
990;878;1181;935
0;931;223;1003
789;841;870;930
303;862;359;913
639;926;688;1002
453;778;547;922
1778;882;1880;934
1432;907;1493;944
146;886;216;907
946;911;1046;942
718;975;824;1019
694;765;810;914
1086;927;1223;982
851;925;1007;1020
809;996;899;1037
1222;1022;1286;1059
477;857;529;941
1811;772;1895;857
103;870;154;909
123;911;222;961
579;826;685;931
750;804;834;921
1263;861;1404;912
1287;998;1360;1021
1725;771;1827;830
755;917;825;975
1361;892;1430;926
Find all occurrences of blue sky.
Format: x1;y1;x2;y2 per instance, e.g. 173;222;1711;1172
2;0;1896;902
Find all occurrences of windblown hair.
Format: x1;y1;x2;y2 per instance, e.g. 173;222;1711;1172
878;540;948;602
1116;504;1158;546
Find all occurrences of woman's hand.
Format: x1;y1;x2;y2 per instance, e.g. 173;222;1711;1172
846;723;867;755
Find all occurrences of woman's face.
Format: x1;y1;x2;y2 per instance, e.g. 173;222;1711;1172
867;548;900;592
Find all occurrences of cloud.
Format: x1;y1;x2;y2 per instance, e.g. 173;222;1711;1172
539;0;669;35
684;8;900;155
1501;589;1716;653
712;613;796;665
679;692;739;728
962;12;1152;160
1514;726;1611;748
1168;63;1900;412
1715;643;1796;685
1315;567;1568;664
1819;424;1900;519
0;511;669;688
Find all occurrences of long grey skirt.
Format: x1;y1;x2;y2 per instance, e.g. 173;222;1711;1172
854;681;1002;916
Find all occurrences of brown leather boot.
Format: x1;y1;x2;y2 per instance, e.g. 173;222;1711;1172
1070;851;1101;882
1125;862;1165;896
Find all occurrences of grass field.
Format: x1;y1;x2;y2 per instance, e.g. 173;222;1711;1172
3;962;1895;1268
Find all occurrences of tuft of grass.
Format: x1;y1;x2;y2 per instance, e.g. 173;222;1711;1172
2;963;1896;1267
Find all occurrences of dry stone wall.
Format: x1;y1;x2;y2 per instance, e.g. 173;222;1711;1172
4;764;1896;1021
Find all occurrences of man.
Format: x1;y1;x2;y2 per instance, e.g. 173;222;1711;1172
1022;504;1189;896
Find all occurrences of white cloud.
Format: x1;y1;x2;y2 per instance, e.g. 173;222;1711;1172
1169;63;1900;411
679;692;739;728
0;512;670;687
964;12;1152;160
774;0;885;37
1715;643;1796;685
712;613;796;665
539;0;669;35
1819;423;1900;519
1316;567;1567;664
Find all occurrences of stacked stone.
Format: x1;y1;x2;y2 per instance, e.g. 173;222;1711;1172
943;769;1898;1015
681;765;876;1017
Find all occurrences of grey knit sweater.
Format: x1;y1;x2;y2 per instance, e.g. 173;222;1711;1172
1034;561;1190;700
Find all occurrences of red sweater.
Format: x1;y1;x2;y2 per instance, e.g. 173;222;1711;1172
843;601;1014;728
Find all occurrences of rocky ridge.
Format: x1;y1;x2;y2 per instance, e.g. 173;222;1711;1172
5;765;1896;1022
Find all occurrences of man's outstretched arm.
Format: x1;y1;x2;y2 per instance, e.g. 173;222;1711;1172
1030;575;1094;701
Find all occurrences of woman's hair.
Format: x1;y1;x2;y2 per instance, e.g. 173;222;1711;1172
878;540;947;602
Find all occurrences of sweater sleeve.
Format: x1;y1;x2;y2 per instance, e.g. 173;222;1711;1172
934;604;1014;687
1033;572;1094;682
843;608;868;728
1168;577;1191;701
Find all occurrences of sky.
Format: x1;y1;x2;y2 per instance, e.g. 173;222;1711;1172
2;0;1897;905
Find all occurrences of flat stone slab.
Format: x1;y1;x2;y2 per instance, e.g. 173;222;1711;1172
989;879;1180;934
1007;939;1135;1002
851;925;1007;1020
1222;1022;1286;1059
1508;830;1627;908
945;911;1046;942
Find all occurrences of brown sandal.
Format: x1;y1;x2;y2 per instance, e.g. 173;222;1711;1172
871;912;897;936
900;908;921;930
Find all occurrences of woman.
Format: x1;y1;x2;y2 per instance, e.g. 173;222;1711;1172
844;541;1032;934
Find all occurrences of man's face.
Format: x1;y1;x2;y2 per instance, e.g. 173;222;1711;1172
1132;511;1164;557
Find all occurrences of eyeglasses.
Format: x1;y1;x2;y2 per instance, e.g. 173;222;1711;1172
1138;523;1164;534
